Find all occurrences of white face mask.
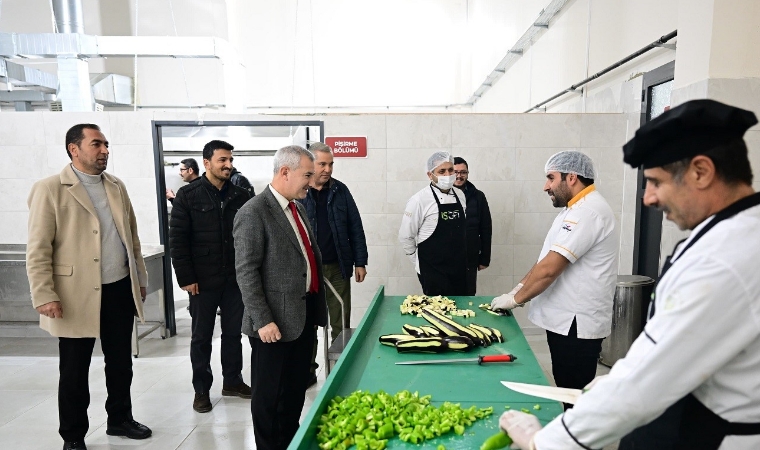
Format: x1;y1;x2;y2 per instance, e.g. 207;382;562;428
435;174;455;190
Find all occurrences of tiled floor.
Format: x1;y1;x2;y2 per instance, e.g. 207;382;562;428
0;295;617;449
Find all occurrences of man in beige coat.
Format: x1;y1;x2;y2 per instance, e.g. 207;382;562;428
27;124;152;450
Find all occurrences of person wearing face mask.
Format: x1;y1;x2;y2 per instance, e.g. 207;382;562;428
491;151;618;406
399;151;468;296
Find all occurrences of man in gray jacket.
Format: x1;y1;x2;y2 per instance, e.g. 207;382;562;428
233;145;328;450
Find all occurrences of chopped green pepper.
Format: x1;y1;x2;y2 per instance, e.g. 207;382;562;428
316;390;493;448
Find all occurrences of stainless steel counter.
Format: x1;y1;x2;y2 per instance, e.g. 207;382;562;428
0;244;168;355
0;244;34;322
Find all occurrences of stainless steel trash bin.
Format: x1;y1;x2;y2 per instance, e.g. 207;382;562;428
599;275;655;367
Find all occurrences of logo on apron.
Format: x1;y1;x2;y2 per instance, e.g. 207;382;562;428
441;210;461;220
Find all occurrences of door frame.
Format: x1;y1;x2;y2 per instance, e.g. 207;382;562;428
151;120;325;336
632;61;675;280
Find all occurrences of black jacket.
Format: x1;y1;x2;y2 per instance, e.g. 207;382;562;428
298;178;368;279
230;168;255;197
170;174;251;289
461;181;492;267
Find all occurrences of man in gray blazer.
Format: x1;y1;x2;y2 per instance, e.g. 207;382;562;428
233;145;328;450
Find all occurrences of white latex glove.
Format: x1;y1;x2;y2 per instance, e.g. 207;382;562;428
491;293;521;310
508;283;524;296
500;410;542;450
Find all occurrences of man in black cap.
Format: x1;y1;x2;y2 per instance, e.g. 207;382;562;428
494;99;760;450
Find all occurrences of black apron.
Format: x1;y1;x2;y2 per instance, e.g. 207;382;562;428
417;185;468;296
620;192;760;450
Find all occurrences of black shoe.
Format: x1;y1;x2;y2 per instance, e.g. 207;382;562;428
222;382;252;399
105;419;152;440
193;392;213;413
306;373;318;389
63;442;87;450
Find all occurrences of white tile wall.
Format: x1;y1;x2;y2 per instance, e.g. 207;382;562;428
452;148;516;181
385;115;451;148
109;145;157;178
2;111;641;331
451;115;519;148
41;113;113;149
580;114;629;148
386;148;443;182
0;212;29;244
45;145;72;175
471;181;516;214
323;115;387;148
490;213;515;246
516;114;582;147
340;181;388;214
331;148;387;182
513;213;557;245
0;114;47;146
0;146;48;180
514;147;575;180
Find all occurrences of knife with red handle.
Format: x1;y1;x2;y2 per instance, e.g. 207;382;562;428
395;354;517;365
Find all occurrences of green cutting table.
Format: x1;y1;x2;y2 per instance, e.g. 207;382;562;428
290;286;563;449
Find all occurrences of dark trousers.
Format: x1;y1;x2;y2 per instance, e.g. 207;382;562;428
250;294;316;450
189;278;244;393
546;318;603;410
465;266;478;296
58;276;135;442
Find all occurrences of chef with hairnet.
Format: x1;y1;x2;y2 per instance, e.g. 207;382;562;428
496;100;760;450
399;151;468;296
492;151;618;405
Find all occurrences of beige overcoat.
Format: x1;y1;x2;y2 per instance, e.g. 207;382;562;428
26;165;148;338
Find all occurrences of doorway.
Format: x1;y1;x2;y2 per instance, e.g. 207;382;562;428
151;120;325;336
632;61;674;281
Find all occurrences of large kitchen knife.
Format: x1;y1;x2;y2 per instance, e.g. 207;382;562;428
501;381;582;404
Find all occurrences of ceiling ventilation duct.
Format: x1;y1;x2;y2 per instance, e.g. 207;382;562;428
51;0;95;112
90;73;133;106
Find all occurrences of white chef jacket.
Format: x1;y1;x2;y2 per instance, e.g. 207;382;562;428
527;185;618;339
398;184;466;273
535;202;760;450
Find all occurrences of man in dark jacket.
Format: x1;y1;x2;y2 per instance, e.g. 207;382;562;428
298;142;368;386
169;140;252;413
166;158;200;203
453;157;492;295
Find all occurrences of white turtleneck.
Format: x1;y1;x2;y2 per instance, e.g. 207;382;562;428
71;165;130;284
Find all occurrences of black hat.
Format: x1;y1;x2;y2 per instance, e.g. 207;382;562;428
622;99;757;169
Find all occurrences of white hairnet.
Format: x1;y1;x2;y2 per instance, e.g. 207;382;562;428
427;151;454;172
544;151;596;179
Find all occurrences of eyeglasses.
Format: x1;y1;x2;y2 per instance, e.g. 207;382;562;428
179;168;189;172
454;170;469;175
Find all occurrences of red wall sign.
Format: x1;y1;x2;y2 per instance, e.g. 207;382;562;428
325;137;367;158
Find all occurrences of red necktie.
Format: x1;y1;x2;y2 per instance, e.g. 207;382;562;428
288;202;319;293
